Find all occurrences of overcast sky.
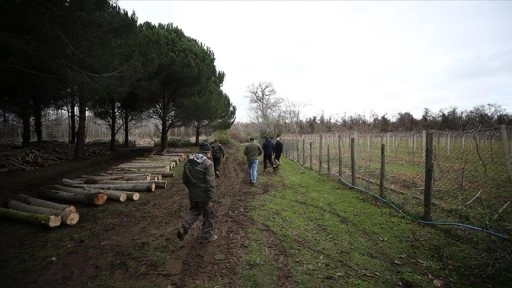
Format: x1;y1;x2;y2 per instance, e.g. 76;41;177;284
117;0;512;122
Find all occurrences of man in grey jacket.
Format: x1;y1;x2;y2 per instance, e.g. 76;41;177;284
177;142;217;242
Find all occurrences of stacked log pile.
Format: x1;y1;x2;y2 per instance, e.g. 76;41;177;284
0;141;112;173
0;150;188;228
0;194;78;228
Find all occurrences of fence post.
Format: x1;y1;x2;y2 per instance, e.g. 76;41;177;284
327;144;331;175
423;132;433;222
302;138;305;166
295;138;299;163
380;143;385;197
309;141;313;170
319;134;323;173
338;134;342;178
500;125;512;183
422;130;427;160
350;137;356;186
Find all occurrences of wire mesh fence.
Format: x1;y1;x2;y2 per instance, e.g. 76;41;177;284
282;126;512;239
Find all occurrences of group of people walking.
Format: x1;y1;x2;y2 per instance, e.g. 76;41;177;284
176;136;283;243
244;136;283;186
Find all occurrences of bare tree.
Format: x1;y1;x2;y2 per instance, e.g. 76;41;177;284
246;81;283;136
276;99;305;135
246;82;282;123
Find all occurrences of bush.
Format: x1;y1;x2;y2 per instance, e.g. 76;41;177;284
213;130;232;145
153;137;193;148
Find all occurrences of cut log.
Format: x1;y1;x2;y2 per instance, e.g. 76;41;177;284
161;171;174;177
0;207;61;228
60;180;155;192
125;191;140;201
107;168;169;174
82;175;150;182
52;185;127;202
38;189;107;206
100;189;127;202
15;194;76;213
77;179;166;189
7;200;79;226
113;165;170;172
103;170;152;175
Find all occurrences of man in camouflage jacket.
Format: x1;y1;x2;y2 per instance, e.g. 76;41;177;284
177;142;217;242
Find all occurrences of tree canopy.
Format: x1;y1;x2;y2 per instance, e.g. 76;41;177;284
0;1;236;153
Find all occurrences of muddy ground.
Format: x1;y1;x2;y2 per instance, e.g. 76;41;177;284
0;144;291;288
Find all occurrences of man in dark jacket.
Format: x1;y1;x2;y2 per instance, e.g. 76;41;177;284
211;139;225;178
261;136;276;171
274;137;283;169
177;142;217;242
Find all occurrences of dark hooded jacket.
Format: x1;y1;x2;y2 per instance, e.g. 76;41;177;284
262;138;274;155
274;139;283;154
182;152;215;202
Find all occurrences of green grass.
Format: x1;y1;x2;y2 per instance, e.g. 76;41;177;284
243;156;512;287
238;227;279;287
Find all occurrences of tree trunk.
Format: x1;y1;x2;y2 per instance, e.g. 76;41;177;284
74;91;87;159
21;104;31;147
15;194;76;213
110;100;116;152
38;189;107;205
160;125;168;153
0;207;61;228
69;89;76;144
160;95;169;152
123;109;129;148
7;200;79;226
34;102;43;144
195;124;200;145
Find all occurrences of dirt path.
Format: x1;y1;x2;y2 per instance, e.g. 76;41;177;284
0;144;294;288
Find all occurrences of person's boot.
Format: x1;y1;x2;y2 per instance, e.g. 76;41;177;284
199;235;217;243
177;227;186;241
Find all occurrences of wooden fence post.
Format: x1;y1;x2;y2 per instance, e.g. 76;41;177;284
309;141;313;170
351;137;356;186
423;132;433;222
422;130;427;161
327;144;331;175
302;138;305;166
380;143;385;197
500;125;512;183
338;134;342;177
296;138;300;164
319;134;323;173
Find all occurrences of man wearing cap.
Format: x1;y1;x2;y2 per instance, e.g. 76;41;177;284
274;137;283;169
177;142;217;242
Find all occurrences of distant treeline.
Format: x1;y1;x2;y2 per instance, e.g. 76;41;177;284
298;104;511;134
